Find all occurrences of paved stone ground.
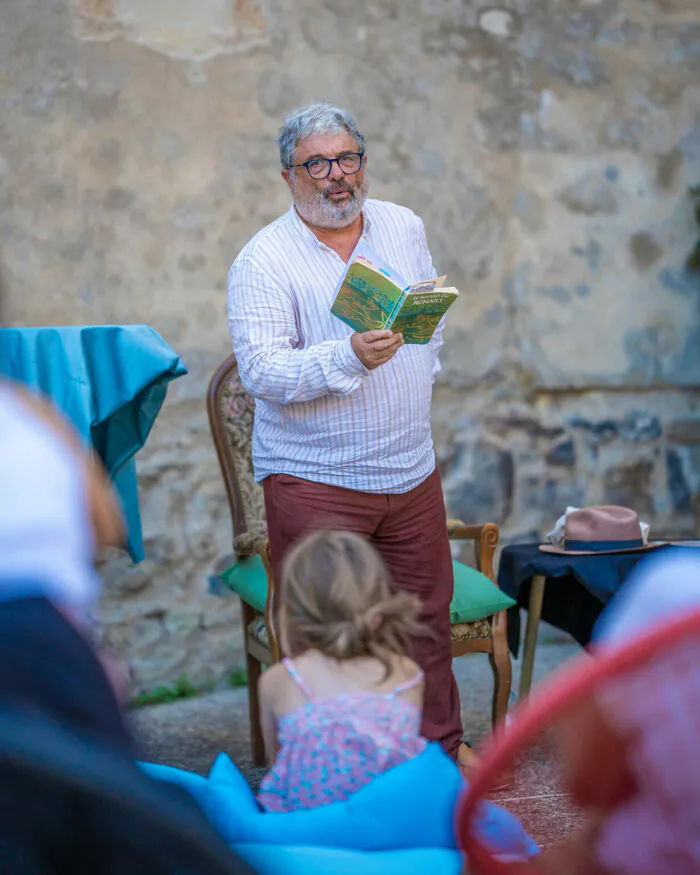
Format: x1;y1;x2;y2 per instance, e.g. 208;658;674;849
130;626;582;846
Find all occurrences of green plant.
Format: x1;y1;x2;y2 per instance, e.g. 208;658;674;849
227;667;248;688
129;668;249;708
688;185;700;272
131;674;201;707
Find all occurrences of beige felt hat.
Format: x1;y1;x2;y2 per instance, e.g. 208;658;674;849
539;505;666;556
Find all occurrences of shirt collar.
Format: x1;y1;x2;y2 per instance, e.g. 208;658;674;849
287;200;373;248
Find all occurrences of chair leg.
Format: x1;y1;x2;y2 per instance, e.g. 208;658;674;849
489;611;513;728
245;648;265;767
240;599;266;767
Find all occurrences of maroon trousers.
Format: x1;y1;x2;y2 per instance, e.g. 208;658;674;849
262;468;463;759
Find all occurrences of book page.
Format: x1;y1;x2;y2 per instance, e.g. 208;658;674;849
406;275;447;294
351;239;408;289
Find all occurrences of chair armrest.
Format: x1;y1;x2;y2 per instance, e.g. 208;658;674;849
447;520;488;540
446;520;499;582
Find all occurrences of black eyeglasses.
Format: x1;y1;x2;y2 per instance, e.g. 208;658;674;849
291;152;365;180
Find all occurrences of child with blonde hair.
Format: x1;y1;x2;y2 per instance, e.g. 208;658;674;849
257;529;429;812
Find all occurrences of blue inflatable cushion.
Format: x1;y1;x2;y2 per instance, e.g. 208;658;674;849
141;742;537;859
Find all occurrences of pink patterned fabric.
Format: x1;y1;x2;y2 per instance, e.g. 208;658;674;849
594;633;700;874
257;659;428;812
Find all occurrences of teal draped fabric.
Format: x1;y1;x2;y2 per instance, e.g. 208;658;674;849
0;325;188;562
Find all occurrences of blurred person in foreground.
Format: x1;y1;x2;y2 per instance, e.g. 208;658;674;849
0;375;128;742
538;548;700;875
0;368;255;873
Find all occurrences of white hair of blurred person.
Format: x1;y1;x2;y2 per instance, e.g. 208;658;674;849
0;381;124;619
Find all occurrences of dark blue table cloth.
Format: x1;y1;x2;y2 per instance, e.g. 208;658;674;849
0;325;187;562
498;543;666;657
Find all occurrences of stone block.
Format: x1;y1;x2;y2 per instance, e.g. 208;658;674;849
667;445;700;518
559;171;619;216
521;474;586;517
484;414;565;442
567;416;618;446
628;233;665;271
479;8;518;40
546;438;576;467
667;448;692;516
72;0;269;58
546;48;609;88
603;458;655;519
98;554;156;596
164;610;201;639
618;411;662;443
129;646;190;691
443;437;514;526
668;419;700;445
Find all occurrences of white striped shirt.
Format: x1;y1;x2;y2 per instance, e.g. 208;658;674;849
227;198;444;494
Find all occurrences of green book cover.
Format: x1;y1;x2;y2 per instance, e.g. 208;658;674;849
330;261;405;334
330;241;458;343
388;288;459;344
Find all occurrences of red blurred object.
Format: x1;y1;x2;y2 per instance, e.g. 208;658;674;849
457;610;700;875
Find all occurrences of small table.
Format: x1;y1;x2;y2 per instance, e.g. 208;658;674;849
498;543;663;698
0;325;187;561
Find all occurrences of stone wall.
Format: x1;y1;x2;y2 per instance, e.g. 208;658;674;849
1;0;699;690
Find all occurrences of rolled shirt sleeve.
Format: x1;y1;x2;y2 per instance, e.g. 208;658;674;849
228;257;368;404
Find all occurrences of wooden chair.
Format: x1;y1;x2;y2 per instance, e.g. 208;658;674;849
207;354;513;766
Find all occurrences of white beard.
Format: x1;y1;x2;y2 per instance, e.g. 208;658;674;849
292;176;369;229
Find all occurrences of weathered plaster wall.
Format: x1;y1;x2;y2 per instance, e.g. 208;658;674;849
1;0;699;688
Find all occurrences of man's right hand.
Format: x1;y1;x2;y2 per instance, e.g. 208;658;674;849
351;330;404;370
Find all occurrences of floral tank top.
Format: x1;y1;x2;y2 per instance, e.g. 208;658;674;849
257;658;427;812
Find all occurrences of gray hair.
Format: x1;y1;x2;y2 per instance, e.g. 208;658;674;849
277;102;366;169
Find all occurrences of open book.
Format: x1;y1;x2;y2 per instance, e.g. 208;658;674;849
330;240;458;344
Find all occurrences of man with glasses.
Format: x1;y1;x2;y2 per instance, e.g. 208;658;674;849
228;102;474;772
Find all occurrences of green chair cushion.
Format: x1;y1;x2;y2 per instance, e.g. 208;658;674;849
450;560;516;624
219;554;515;626
219;553;268;614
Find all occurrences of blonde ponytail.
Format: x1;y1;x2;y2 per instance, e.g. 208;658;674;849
280;530;429;677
